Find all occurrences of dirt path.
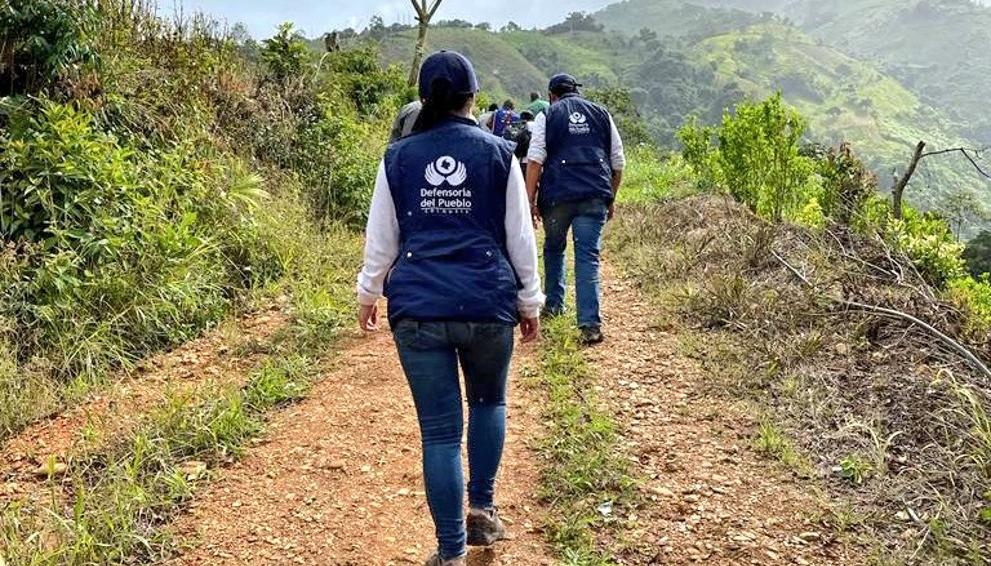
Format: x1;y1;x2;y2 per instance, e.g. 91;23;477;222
0;305;286;506
590;263;862;565
167;325;554;565
153;259;867;566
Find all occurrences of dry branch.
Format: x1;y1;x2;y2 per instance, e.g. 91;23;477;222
770;250;991;381
892;141;991;219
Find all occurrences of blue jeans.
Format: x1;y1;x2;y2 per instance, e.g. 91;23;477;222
543;198;608;328
393;320;514;560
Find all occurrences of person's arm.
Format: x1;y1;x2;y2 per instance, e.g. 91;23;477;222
607;115;626;218
505;156;545;340
388;113;404;144
356;161;400;330
525;113;547;216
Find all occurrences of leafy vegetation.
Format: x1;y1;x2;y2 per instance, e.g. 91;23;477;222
0;0;395;562
611;88;991;560
0;1;400;446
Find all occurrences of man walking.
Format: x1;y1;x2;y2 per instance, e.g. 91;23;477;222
526;91;550;116
525;74;625;345
390;99;423;143
490;100;519;138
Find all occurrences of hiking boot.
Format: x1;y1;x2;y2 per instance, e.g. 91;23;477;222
467;506;508;546
579;326;604;346
424;552;466;566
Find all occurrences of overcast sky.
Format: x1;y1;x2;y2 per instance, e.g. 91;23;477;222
157;0;618;39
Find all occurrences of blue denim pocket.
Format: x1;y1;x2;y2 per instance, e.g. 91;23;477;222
393;320;448;350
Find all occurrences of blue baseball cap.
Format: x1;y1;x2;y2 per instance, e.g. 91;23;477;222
418;50;479;100
548;73;582;93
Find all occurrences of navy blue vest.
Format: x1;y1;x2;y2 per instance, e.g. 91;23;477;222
383;117;519;326
540;93;614;208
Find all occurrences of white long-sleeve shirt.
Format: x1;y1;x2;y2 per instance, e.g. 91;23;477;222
526;111;626;170
356;158;545;319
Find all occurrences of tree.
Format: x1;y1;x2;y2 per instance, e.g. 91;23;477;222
366;15;386;41
964;231;991;277
475;22;491;31
891;142;991;220
260;22;310;83
942;188;990;241
407;0;444;87
545;12;604;34
501;21;521;33
586;86;650;146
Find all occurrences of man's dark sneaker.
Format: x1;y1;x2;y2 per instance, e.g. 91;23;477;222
424;552;466;566
540;307;564;321
467;506;508;546
579;326;605;346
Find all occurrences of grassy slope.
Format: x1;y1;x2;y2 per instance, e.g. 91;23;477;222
378;28;548;102
794;0;991;139
596;0;767;38
689;23;986;210
501;30;622;85
376;14;988;215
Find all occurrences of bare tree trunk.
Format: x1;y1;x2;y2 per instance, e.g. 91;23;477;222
892;141;926;220
407;0;444;87
408;19;428;86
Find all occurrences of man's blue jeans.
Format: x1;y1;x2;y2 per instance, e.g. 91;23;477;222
543;198;608;328
392;320;514;560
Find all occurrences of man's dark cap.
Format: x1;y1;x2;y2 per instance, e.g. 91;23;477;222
419;50;479;99
548;73;582;93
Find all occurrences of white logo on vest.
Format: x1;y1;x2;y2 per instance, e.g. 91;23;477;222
568;111;591;135
421;156;472;214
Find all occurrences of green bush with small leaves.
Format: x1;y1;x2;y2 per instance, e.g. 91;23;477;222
0;1;398;442
677;94;817;222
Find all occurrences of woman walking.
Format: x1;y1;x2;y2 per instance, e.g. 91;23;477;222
356;51;544;565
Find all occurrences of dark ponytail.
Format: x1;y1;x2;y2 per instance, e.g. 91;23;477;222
413;77;473;133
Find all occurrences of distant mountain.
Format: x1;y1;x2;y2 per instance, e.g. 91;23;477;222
599;0;991;145
687;23;979;211
362;1;989;227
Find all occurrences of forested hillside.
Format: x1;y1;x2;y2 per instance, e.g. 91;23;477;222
602;0;991;145
360;3;991;234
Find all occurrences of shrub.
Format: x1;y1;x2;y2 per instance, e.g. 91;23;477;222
716;94;814;222
818;143;877;225
948;275;991;339
889;208;966;285
261;22;311;83
0;100;278;379
677;94;815;222
677;117;720;191
0;0;98;97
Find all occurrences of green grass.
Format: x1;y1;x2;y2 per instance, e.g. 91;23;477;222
0;355;314;565
617;146;698;205
533;317;636;564
0;191;363;566
754;417;811;474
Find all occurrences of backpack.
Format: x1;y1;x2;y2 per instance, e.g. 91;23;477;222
504;122;532;159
